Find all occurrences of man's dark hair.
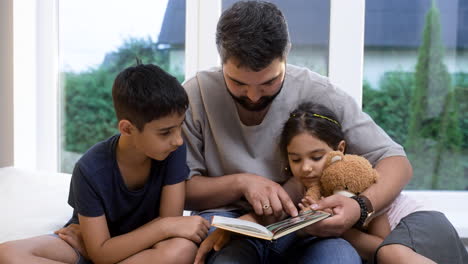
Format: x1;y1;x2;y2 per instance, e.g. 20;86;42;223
279;102;344;167
112;64;188;131
216;1;290;71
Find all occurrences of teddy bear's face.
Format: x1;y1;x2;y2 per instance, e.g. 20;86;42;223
320;151;378;197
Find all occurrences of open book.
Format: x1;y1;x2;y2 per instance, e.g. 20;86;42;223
211;210;330;240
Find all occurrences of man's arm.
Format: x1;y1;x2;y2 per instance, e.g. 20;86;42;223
362;156;412;211
303;156;412;237
185;173;298;217
185;174;243;210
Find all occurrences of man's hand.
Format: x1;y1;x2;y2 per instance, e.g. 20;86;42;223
55;224;89;259
239;173;298;217
164;216;210;244
301;194;360;237
194;229;231;264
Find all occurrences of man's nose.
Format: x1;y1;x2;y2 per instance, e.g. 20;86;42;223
246;87;262;103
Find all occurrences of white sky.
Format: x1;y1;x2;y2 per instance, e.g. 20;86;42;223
59;0;169;72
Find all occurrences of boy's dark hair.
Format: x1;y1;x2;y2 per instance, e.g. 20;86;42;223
216;1;290;71
279;102;345;165
112;64;188;131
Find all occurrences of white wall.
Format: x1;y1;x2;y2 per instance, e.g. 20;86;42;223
0;0;14;168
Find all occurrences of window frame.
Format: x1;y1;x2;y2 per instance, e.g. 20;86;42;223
11;0;59;172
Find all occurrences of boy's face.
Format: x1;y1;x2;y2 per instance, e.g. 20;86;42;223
222;58;286;112
132;113;185;161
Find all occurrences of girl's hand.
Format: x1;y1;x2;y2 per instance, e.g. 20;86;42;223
166;216;210;243
299;196;333;214
298;196;317;212
194;228;231;264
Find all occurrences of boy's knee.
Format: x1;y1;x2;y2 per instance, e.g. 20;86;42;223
153;238;197;264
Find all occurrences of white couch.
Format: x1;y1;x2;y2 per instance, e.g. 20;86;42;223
0;167;72;243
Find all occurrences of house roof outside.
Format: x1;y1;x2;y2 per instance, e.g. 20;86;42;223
158;0;468;50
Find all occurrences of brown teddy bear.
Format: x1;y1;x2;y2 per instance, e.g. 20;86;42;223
305;151;379;202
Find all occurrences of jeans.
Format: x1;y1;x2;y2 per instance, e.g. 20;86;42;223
198;210;361;264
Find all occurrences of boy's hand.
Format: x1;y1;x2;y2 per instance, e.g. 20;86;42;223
194;229;231;264
55;224;89;259
165;216;210;243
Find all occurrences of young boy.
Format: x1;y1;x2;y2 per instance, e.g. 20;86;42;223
0;64;210;264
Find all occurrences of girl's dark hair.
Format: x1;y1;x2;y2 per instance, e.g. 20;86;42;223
216;1;290;71
279;102;344;166
112;64;188;131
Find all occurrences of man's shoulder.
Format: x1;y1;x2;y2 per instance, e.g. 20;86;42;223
286;64;331;89
183;67;223;92
285;64;337;99
182;67;226;116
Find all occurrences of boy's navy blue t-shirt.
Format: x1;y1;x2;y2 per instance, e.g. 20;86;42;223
66;134;189;237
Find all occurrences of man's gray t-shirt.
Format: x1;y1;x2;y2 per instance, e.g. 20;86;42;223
182;64;405;210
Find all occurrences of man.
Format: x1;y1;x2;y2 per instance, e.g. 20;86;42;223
183;1;412;263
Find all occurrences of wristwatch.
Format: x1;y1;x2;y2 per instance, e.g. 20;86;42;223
351;195;374;230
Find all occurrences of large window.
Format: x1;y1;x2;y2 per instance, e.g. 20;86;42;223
59;0;185;172
362;0;467;190
55;0;467;190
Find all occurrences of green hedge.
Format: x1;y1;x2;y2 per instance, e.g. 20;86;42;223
363;71;467;190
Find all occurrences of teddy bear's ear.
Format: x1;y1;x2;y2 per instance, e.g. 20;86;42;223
326;151;344;167
330;155;342;164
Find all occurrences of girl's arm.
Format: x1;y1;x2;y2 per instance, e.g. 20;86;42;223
341;213;391;261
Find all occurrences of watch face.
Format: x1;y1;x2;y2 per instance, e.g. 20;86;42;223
363;212;375;227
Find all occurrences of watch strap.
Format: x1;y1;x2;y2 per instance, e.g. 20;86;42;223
351;195;370;230
359;195;374;214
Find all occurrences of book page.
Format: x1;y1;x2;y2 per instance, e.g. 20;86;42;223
266;210;330;239
211;216;272;237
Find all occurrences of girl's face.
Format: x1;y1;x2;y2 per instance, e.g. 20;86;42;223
286;132;345;188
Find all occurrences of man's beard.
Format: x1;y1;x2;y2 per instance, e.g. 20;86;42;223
226;83;284;112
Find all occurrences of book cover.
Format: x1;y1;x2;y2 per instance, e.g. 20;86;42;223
211;210;330;240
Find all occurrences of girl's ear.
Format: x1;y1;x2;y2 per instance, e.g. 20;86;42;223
118;120;135;136
337;140;346;153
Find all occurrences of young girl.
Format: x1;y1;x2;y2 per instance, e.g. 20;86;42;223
279;102;467;264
